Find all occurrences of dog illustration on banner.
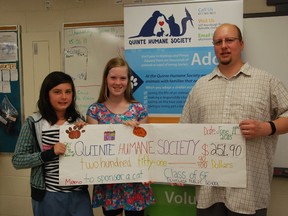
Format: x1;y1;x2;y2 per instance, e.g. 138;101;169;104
129;8;194;38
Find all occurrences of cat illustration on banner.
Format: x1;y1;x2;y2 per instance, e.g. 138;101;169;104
129;8;194;38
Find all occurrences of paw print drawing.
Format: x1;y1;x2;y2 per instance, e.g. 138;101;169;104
130;75;138;90
133;126;147;137
66;126;85;139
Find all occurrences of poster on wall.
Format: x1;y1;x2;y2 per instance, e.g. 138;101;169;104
124;0;243;116
0;32;18;62
0;25;22;153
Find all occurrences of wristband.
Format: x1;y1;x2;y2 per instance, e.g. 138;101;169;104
268;121;276;136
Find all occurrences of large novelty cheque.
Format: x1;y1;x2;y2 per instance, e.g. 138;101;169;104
59;124;246;188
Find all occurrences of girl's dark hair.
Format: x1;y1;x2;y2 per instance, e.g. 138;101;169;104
97;57;137;103
37;71;81;124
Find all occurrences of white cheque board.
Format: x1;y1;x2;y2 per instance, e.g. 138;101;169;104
59;123;246;188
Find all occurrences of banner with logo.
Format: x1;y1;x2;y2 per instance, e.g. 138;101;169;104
124;0;243;116
124;1;243;215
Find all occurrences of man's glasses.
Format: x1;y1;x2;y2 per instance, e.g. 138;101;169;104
212;37;239;46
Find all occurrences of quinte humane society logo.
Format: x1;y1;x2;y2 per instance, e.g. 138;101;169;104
127;8;194;47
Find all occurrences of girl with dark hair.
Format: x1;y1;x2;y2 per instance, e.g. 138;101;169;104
12;71;93;216
86;57;155;216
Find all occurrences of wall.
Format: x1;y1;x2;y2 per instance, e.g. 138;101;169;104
1;1;287;216
0;0;275;34
243;16;288;169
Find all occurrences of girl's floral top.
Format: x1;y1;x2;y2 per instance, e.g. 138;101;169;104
86;102;155;211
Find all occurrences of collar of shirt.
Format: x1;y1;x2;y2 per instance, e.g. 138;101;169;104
208;62;252;81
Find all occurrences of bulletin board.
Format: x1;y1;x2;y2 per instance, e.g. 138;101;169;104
0;25;23;153
62;21;124;116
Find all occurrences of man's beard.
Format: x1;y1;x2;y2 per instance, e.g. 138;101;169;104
220;58;232;65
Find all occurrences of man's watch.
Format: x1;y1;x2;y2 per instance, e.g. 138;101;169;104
268;121;276;136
